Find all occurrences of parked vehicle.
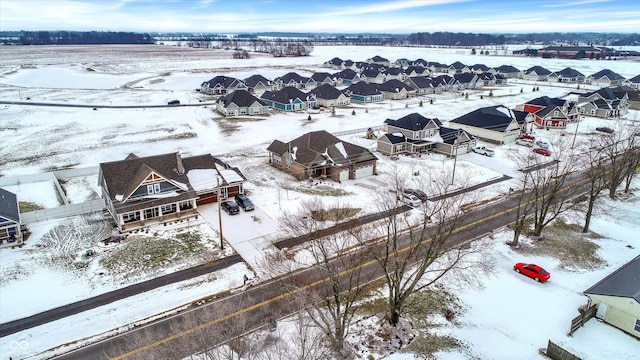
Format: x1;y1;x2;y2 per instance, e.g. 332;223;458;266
234;194;255;211
168;99;180;106
513;263;550;282
472;146;495;157
399;193;421;207
595;127;614;134
515;138;534;147
533;147;551;156
519;133;535;141
404;188;428;202
221;201;240;215
535;139;550;149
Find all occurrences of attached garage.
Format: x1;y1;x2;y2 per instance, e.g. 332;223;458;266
354;164;374;179
339;169;350;182
196;192;218;205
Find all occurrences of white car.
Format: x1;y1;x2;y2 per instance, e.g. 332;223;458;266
472;146;495;157
535;139;550;149
515;138;534;147
399;193;421;207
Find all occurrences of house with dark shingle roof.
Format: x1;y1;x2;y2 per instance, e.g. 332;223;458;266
367;55;390;66
404;65;428;78
308;84;350;108
0;188;22;246
324;57;344;70
584;254;640;339
243;74;273;95
334;69;360;85
377;79;414;99
216;90;270;116
548;67;585;83
522;66;552;81
266;130;377;182
360;68;387;84
454;73;480;89
625;74;640;89
274;72;316;90
449;105;532;144
578;87;629;118
586;69;626;87
518;96;579;130
493;65;521;78
404;76;437;95
99;152;247;231
311;72;336;86
200;75;248;95
344;82;384;103
377;113;476;156
469;64;490;74
260;86;316;111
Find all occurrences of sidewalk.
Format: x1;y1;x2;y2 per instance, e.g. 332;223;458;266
197;203;279;271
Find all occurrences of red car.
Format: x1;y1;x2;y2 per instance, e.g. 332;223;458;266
533;147;551;156
519;133;535;141
513;263;550;282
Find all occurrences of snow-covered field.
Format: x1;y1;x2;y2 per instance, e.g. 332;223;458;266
1;44;639;359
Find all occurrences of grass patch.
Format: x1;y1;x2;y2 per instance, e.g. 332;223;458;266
99;230;209;281
284;184;353;197
19;201;44;212
519;218;607;270
311;207;361;221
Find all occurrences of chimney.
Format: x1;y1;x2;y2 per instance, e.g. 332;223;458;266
176;153;184;175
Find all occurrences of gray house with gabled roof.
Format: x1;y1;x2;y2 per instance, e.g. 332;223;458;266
586;69;626;87
449;105;531;144
584;254;640;339
377;79;414;99
493;65;521;78
244;74;273;95
548;67;585;83
266;130;377;182
344;82;384;103
522;66;552;81
200;75;248;95
404;76;436;95
308;83;350;107
0;188;22;247
216;90;270;116
274;72;316;90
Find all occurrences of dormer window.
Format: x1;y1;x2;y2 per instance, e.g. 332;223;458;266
147;183;161;195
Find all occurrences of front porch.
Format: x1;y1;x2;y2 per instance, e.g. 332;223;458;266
120;208;199;232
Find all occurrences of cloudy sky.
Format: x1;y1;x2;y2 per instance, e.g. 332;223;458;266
1;0;638;34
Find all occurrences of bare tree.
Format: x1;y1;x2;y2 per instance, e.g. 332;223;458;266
268;198;373;359
362;165;490;326
576;134;610;233
595;125;640;199
510;136;581;242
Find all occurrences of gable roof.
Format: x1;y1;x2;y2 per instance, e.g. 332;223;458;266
589;69;625;81
261;86;311;104
554;67;585;77
454;72;477;83
326;57;343;65
405;76;433;89
449;61;466;69
384;113;442;131
0;188;20;223
100;152;195;204
244;74;272;88
524;65;551;75
203;75;244;88
268;130;377;166
308;83;345;99
370;55;389;62
439;127;474;145
181;154;246;189
217;90;267;107
345;82;382;96
334;68;358;79
311;72;334;82
628;74;640;83
275;72;311;84
495;65;520;73
584;255;640;303
377;79;413;92
450;105;520;132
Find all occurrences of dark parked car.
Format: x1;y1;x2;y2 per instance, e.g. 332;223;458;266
513;263;550;282
168;99;180;106
221;201;240;215
595;127;614;134
404;188;428;202
234;194;255;211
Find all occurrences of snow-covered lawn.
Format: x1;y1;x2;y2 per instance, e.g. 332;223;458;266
1;44;639;359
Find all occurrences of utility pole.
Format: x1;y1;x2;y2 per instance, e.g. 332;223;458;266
217;177;223;250
451;145;458;185
572;115;581;149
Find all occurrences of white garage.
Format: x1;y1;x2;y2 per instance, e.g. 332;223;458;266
354;164;374;179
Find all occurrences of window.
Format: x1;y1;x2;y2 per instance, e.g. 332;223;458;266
553;111;559;117
635;319;640;332
122;212;140;223
161;204;176;214
272;155;282;164
144;208;159;219
179;200;193;211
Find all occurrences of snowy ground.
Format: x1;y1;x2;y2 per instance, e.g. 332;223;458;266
1;45;639;359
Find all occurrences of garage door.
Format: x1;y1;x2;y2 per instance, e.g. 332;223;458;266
196;192;218;205
339;169;349;182
354;165;374;179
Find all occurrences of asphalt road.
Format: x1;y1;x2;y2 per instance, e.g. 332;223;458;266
50;170;593;360
0;100;217;108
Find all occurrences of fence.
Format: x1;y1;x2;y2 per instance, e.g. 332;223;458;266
568;304;597;335
544;340;582;360
332;125;384;137
20;199;105;224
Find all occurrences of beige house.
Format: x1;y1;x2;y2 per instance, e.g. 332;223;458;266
584;255;640;339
